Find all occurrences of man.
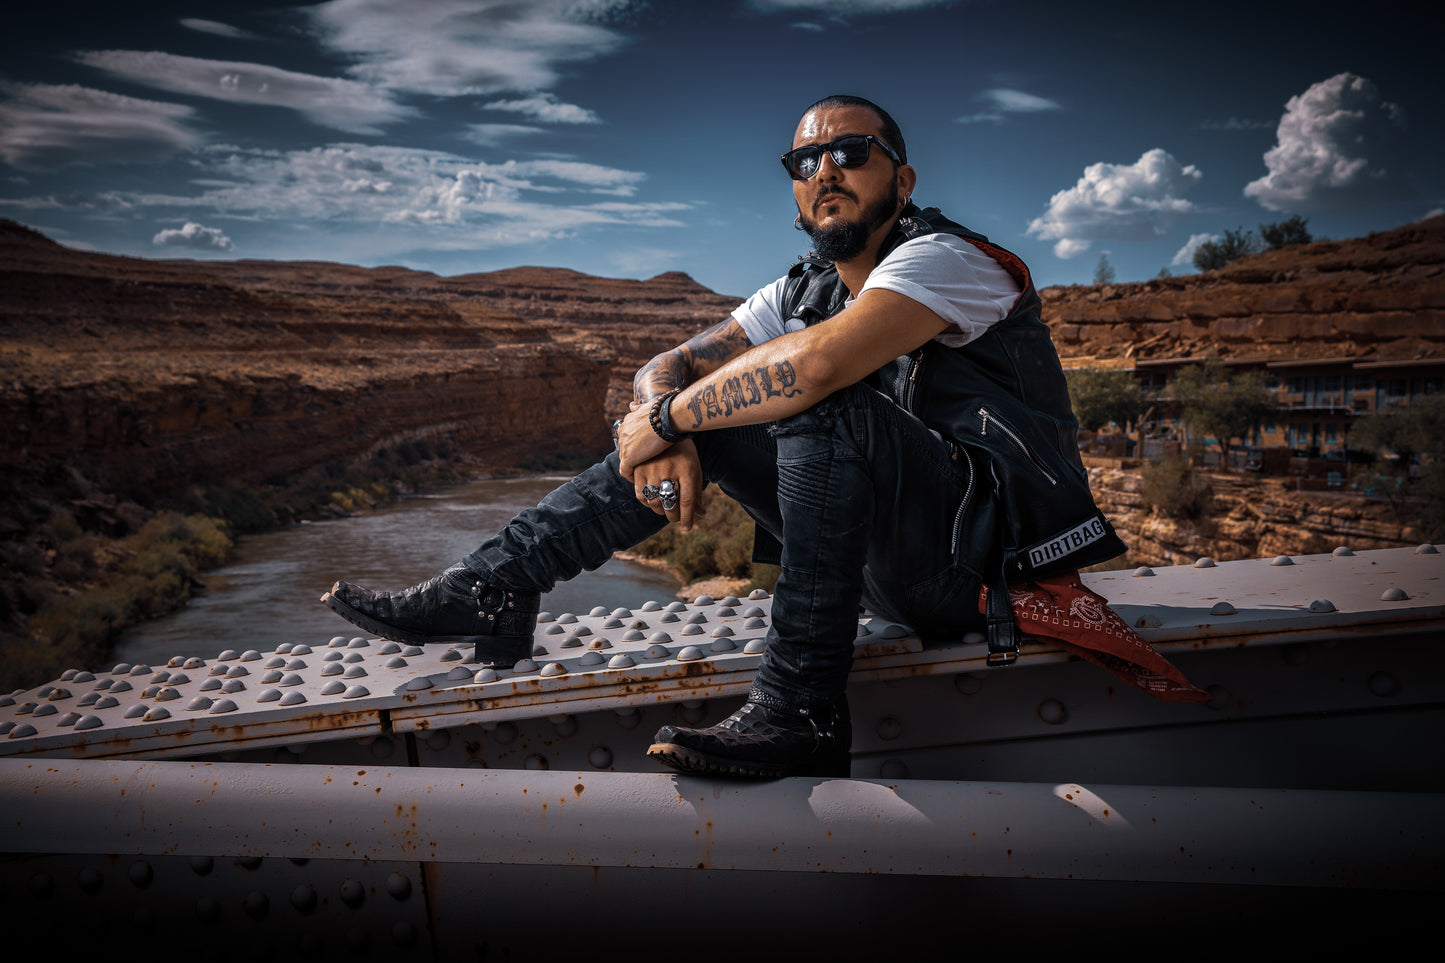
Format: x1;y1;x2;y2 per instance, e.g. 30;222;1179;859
323;94;1124;779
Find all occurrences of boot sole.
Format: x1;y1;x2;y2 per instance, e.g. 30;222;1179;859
321;592;532;665
646;743;851;779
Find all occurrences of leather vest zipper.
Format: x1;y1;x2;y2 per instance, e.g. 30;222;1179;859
977;406;1058;486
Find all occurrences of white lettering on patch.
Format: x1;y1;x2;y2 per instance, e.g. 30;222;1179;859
1026;516;1107;569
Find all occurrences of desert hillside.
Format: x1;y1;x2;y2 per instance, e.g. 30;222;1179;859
1;216;1440;685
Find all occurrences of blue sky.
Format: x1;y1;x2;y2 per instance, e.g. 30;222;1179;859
2;0;1438;299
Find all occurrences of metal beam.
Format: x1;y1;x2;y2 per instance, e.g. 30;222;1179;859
1;758;1438;889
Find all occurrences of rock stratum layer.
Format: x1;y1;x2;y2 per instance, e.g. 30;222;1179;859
1043;216;1445;365
2;216;1440;557
1;220;737;500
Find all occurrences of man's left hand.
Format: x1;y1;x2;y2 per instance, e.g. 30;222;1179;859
617;401;672;477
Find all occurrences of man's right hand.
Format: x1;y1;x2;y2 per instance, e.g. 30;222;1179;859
631;439;707;533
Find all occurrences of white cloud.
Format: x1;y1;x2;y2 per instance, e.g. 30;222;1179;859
153;221;234;251
482;93;600;124
179;19;255;39
747;0;952;11
304;0;633;97
1198;117;1272;131
1027;148;1203;259
77;50;414;134
112;143;680;247
1171;232;1219;267
1244;72;1409;212
463;124;546;147
1419;208;1444;222
0;82;201;169
957;88;1061;125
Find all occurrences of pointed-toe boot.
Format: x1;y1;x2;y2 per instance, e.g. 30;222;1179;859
321;563;539;665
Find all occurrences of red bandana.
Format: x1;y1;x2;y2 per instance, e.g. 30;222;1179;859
980;571;1211;703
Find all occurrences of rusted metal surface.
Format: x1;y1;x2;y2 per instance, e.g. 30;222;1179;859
2;758;1439;889
2;546;1439;763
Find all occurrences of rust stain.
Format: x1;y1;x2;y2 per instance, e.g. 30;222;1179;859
573;782;584;797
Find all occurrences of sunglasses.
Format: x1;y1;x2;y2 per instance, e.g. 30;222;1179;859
780;134;901;180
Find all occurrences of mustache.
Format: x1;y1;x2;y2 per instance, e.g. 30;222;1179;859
813;186;856;211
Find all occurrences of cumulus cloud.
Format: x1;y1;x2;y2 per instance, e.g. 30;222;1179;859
153;221;234;251
77;50;414;135
1027;149;1202;258
304;0;633;97
0;82;201;169
1171;233;1219;267
957;88;1061;124
482;93;599;124
1244;72;1409;212
179;19;255;39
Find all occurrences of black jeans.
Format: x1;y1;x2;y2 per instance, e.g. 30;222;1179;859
463;383;985;712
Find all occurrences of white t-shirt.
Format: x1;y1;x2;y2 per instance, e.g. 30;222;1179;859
731;233;1022;347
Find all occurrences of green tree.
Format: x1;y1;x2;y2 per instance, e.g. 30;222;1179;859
1193;227;1258;271
1349;396;1445;539
1092;253;1116;285
1170;360;1275;470
1066;367;1146;433
1259;215;1312;250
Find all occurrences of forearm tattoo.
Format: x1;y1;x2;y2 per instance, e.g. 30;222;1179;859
684;359;801;428
634;320;752;403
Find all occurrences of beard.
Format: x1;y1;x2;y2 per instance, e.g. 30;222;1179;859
799;181;899;263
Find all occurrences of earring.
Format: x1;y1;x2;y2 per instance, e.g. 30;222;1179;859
794;214;805;231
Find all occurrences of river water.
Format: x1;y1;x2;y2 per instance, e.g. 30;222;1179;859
114;475;681;667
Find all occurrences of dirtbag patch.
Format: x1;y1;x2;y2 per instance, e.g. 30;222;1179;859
1022;514;1108;572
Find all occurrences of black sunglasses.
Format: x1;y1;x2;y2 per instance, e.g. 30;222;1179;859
780;134;901;181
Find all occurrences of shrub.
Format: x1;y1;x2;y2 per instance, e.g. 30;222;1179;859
631;491;778;590
1193;227;1258;271
1139;453;1214;521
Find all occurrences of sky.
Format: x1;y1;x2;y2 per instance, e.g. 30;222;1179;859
2;0;1439;300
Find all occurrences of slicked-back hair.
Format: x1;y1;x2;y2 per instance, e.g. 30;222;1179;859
803;94;907;165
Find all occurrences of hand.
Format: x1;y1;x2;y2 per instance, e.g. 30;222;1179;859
617;400;672;477
629;440;707;532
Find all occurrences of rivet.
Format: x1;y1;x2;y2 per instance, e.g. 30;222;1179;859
693;595;715;605
512;658;538;673
587;637;612;649
425;730;451;752
274;645;292;656
57;711;81;727
129;664;151;675
1332;546;1354;556
557;612;578;623
200;678;222;691
1380;587;1409;601
225;666;248;678
1208;601;1236;616
710;623;736;637
881;623;908;639
291;644;312;655
321;662;344;677
343;665;368;678
259;670;283;684
196;896;221;924
1308;598;1336;613
444;666;472;681
157;687;182;702
878;759;908;779
683;622;707;635
327;637;347;648
186;696;213;711
588;745;614;768
1132;566;1155;577
473;668;500;683
570;625;594;637
243;891;270;920
546;625;566;635
621;629;646;641
0;721;13;736
240;650;261;661
710;638;736;652
1368;672;1401;698
340;879;367;909
143;707;170;721
76;865;103;894
640;600;663;611
1037;699;1068;725
386;872;413;901
320;681;346;695
209;699;239;714
28;873;53;899
1135;614;1162;628
348;638;369;648
290;884;318;915
614;707;642;728
1193;557;1215;568
379;641;400;654
264;656;285;669
493;722;517;744
279;692;307;706
579;651;606;666
189;855;213;876
33;703;57;716
602;618;624;629
129;860;153;888
954;672;983;695
677;646;704;661
856;624;871;637
1270;555;1294;566
384;656;408;668
643;644;670;659
1205;684;1230;710
551;713;577;735
680;700;707;724
608;653;636;669
876;716;902;740
743;639;767;653
342;685;370;699
8;723;36;738
665;601;688;612
748;589;769;599
110;679;133;691
1416;544;1439;555
525;754;549;770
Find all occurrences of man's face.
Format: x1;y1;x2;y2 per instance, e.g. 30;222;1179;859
791;105;910;263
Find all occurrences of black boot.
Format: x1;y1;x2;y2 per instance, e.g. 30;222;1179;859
321;563;539;665
647;689;851;779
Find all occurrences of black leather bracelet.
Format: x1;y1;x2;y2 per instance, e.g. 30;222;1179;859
648;389;687;444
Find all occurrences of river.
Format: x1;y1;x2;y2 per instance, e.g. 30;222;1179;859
114;475;681;667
